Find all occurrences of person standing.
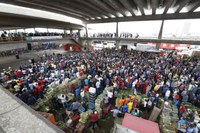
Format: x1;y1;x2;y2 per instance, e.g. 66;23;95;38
90;110;101;130
57;94;67;108
165;88;171;100
111;107;121;118
127;100;133;113
121;103;128;113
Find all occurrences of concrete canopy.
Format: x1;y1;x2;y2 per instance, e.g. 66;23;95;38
0;0;200;28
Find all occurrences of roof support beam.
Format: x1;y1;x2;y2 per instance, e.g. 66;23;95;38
0;15;84;29
87;0;117;18
119;0;136;16
1;0;88;19
163;0;177;14
80;37;200;45
133;0;145;15
13;0;100;19
151;0;159;15
73;0;110;18
147;0;151;9
56;0;101;18
173;0;192;13
186;0;200;12
86;12;200;23
102;0;126;17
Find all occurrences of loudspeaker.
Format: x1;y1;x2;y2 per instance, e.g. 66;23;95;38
29;59;35;64
15;54;19;59
27;43;32;50
31;59;35;64
121;45;127;50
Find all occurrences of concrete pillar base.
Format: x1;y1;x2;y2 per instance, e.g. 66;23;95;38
116;40;120;50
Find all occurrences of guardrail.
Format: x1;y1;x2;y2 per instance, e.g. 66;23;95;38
0;37;25;42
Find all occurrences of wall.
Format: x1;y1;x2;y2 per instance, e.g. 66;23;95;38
0;39;76;51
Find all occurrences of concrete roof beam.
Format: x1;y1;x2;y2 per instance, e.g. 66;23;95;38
119;0;137;16
55;0;101;19
102;0;126;17
86;12;200;23
163;0;177;14
1;0;88;19
88;0;118;18
73;0;110;19
173;0;192;13
186;0;200;12
151;0;159;15
133;0;146;15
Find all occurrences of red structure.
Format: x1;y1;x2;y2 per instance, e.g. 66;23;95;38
148;43;190;50
122;113;160;133
63;44;81;51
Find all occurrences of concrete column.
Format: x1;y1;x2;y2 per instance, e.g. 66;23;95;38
34;28;36;33
116;40;120;50
64;29;67;38
78;29;81;37
156;20;164;49
47;28;49;33
116;22;119;38
70;29;73;36
85;24;88;38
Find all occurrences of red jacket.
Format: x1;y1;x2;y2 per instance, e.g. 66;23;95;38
179;105;186;113
121;82;125;87
91;113;98;122
80;71;84;76
35;85;43;92
40;80;45;86
136;82;141;88
84;86;89;92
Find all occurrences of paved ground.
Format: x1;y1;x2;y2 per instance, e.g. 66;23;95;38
0;86;64;133
0;49;68;70
0;49;69;133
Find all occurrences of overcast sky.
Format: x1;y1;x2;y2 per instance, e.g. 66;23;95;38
88;19;200;37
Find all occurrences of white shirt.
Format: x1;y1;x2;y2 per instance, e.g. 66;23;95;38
29;68;33;73
55;79;60;85
144;101;147;107
96;81;100;88
165;90;171;97
51;73;55;78
132;81;137;87
14;85;20;91
33;82;38;86
22;70;26;74
76;72;80;78
81;65;85;70
80;91;85;98
58;94;66;103
65;78;69;83
113;82;117;88
107;91;113;98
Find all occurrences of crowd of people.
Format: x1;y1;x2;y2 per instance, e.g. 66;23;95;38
0;43;62;57
0;48;200;132
91;32;139;39
0;31;64;38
